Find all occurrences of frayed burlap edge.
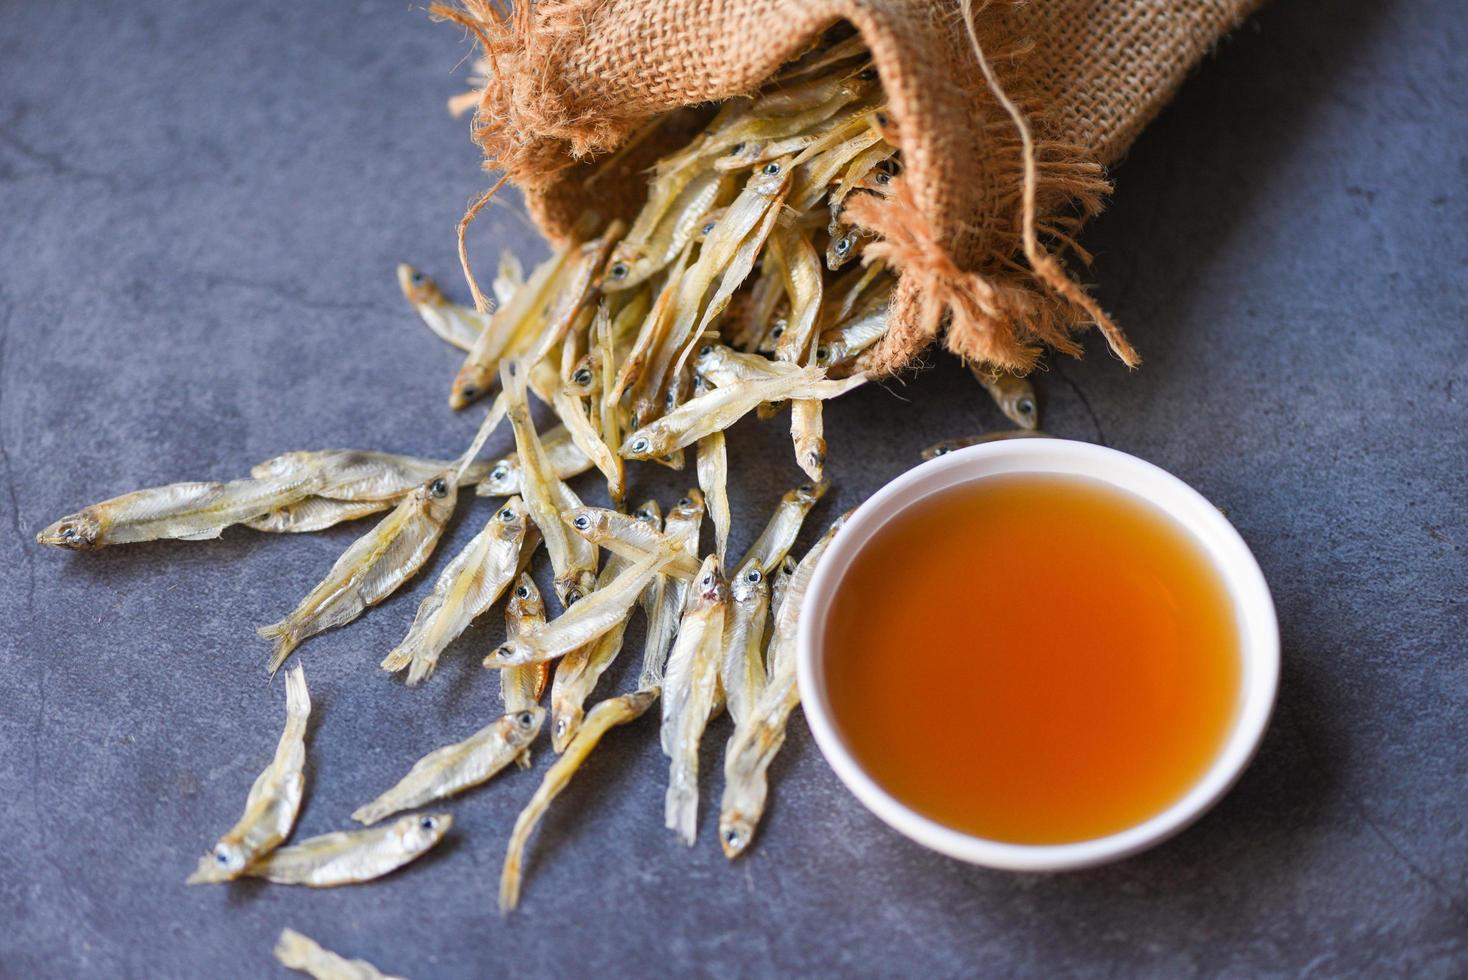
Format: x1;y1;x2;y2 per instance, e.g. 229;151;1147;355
432;0;1153;376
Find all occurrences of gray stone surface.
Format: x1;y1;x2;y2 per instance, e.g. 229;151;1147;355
2;0;1464;976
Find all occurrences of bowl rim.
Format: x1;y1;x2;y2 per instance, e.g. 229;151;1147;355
796;438;1280;872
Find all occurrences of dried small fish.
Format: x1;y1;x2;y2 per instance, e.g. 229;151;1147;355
551;383;625;508
637;492;704;692
274;929;407;980
606;169;729;290
548;514;646;750
971;366;1040;429
397;263;488;352
484;544;678;668
380;496;530;685
735;480;827;579
450;239;576;409
620;368;864;460
503;361;597;607
919;429;1053;461
351;709;544;825
662;555;730;844
258;473;458;674
245;497;392;534
474;427;593;498
695;343;804;388
720;512;849;858
500;689;658;912
561;506;702;580
696;430;731;561
501;572;549;715
251;449;491;503
245;813;451;887
188;665;309;883
37;471;321;551
719;566;770;729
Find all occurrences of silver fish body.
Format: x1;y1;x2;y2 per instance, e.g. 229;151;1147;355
245;813;452;887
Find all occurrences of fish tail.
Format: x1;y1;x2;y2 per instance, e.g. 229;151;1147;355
282;664;310;723
664;772;699;846
379;644;413;673
259;620;301;676
350;801;387;826
405;650;439;687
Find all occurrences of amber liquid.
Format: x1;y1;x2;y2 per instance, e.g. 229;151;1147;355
824;473;1240;845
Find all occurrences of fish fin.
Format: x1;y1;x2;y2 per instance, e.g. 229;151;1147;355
177;526;226;541
404;650;439;687
260;622;301;676
513;748;532;770
379;645;412;673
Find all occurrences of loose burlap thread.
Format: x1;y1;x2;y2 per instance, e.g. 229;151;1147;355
436;0;1261;376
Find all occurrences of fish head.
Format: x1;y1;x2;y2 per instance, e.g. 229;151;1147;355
36;510;103;550
730;561;770;604
719;812;757;859
629;500;662;528
187;840;249;883
478;456;519;496
619;423;672;461
691;554;729;607
412;472;459;520
602;243;646;290
503;705;545;745
786;479;830;508
693;208;727;243
668;489;706;527
750;156;794;196
562;506;609;539
449;363;494;410
491;496;530;540
1001;386;1039;430
506;573;544;623
396;263;446;307
826;229;862;269
555;569;598;609
391;812;453;856
483;639;534;668
694;342;727;376
567;354;599;394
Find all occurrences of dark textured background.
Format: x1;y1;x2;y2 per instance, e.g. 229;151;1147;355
2;0;1464;976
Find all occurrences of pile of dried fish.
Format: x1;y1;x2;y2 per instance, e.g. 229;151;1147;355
35;38;1041;921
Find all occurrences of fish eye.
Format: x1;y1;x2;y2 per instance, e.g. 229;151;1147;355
573;368;593;385
859;67;877;81
566;591;582;606
515;585;530;599
490;463;510;481
701;575;713;586
762;162;781;175
1017;397;1035;416
701;221;716;235
771;324;785;338
214;849;230;865
815;346;829;362
724;828;742;848
875;171;892;185
875;112;889;127
411;271;425;284
419;817;437;831
516;711;537;728
429;478;449;498
730;142;745;155
676;497;692;508
834;237;851;255
573;515;590;530
746;568;761;583
665;391;678;408
60;525;78;540
609;262;629;280
699;344;713;357
630;437;651;454
798;483;814;494
934;446;950;456
500;507;515;521
460;384;480;400
634;509;652;521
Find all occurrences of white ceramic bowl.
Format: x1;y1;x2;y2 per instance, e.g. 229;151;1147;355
797;438;1279;872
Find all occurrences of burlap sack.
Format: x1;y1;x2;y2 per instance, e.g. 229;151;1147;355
437;0;1261;375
